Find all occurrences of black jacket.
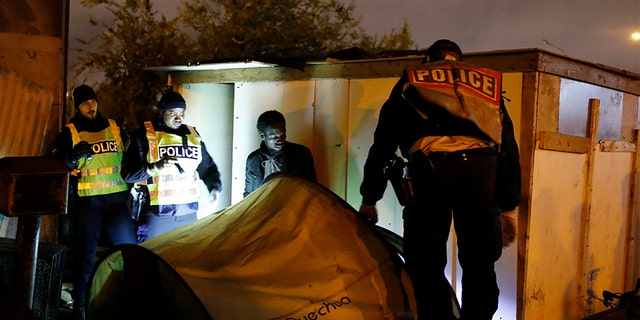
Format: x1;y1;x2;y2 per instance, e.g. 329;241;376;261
244;141;316;197
359;71;521;211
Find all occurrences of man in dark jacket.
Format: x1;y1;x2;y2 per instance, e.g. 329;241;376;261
358;39;521;320
244;110;317;197
50;84;136;320
121;90;222;242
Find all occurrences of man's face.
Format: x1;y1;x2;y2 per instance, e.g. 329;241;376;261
162;108;185;129
78;99;98;120
261;123;286;154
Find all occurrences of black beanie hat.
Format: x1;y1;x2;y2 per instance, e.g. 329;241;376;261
158;91;186;112
72;85;97;109
422;39;463;63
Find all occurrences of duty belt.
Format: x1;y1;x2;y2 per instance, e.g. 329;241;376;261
424;146;496;162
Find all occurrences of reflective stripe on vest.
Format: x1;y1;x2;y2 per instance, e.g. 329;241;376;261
77;166;121;177
142;122;202;206
67;119;128;197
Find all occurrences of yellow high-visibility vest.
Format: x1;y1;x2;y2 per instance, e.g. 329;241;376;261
143;121;202;206
67;119;128;197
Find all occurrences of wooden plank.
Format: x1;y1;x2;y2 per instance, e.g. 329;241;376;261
518;71;538;319
157;49;640;95
626;130;640;290
165;58;422;84
621;92;639;142
536;73;561;133
467;49;640;95
577;98;600;317
496;73;521;320
159;48;640;95
598;140;636;153
537;53;640;95
538;131;590;153
465;50;541;73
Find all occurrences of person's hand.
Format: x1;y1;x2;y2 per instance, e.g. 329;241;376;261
499;210;516;247
147;156;178;174
358;204;378;224
208;189;220;206
71;141;92;161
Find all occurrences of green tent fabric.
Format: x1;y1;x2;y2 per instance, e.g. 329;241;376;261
88;175;417;319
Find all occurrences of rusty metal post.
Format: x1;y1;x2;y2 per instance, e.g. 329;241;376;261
13;216;42;308
0;156;71;310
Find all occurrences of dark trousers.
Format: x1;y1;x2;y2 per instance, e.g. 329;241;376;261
72;201;136;308
404;148;503;320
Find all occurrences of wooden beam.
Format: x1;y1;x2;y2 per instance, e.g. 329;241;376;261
155;49;640;95
598;140;636;152
577;98;600;316
626;130;640;290
166;58;423;84
538;131;590;153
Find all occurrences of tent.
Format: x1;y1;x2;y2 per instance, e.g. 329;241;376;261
87;175;418;319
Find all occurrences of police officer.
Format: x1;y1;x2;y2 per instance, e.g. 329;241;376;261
51;84;136;320
122;90;222;241
358;40;521;320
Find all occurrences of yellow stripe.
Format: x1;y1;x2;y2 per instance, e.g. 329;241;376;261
144;121;158;162
77;179;126;191
78;166;121;177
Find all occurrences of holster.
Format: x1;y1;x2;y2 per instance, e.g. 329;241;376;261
131;184;149;221
384;157;415;206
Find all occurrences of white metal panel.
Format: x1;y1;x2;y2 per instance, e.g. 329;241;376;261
525;149;586;320
180;83;234;213
282;81;315;150
232;82;285;204
231;81;315;204
559;79;623;140
315;80;349;198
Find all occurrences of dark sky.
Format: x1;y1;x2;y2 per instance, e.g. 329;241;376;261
69;0;640;74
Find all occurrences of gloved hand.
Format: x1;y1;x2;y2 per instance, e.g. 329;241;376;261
147;156;178;174
358;204;379;224
71;141;92;161
499;210;517;248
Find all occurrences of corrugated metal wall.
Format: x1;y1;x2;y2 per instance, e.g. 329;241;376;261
0;68;54;156
0;68;54;238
